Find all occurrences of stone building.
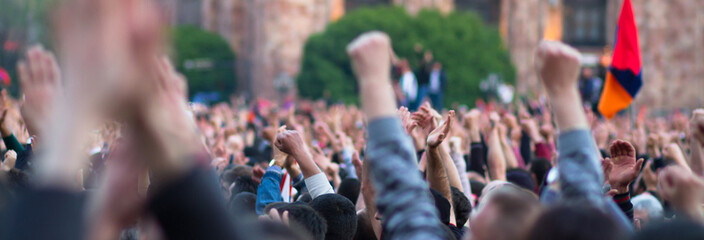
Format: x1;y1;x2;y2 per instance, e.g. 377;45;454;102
162;0;703;108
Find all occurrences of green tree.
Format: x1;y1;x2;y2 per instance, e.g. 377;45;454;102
297;7;515;106
171;26;237;99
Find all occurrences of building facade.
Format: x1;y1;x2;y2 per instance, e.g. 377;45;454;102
163;0;703;108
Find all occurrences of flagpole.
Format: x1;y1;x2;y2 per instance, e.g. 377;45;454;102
629;104;635;130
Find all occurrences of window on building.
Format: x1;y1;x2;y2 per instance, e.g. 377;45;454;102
563;0;607;47
455;0;501;25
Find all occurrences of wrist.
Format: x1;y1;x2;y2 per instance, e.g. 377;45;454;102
611;185;629;195
0;125;10;138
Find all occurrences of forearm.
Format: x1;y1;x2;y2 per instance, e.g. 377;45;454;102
292;150;323;178
500;139;518;168
487;129;507;181
0;124;11;138
556;130;605;206
359;77;397;121
451;151;473;202
255;166;284;214
547;89;588;132
427;147;452;201
304;173;335;199
440;144;463;191
366;118;444;239
690;140;704;177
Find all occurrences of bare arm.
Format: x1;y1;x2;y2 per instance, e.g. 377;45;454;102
689;109;704;176
487;126;507;181
424;112;457;225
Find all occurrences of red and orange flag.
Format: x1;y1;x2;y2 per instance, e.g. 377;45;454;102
597;0;642;119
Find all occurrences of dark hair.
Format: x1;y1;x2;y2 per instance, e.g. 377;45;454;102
337;178;361;205
632;218;704;240
232;176;258;196
309;194;358;240
429;188;451;225
506;168;536;191
229;192;257;218
529;158;552;188
264;202;290;215
276;204;328;240
256;221;311;240
354;211;377;240
451;187;471;227
470;180;485;201
528;205;625;240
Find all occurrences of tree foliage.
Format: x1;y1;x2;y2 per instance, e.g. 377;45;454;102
171;26;237;99
297;7;515;106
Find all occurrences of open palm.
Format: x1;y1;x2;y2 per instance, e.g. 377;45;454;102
427;111;455;148
604;140;644;190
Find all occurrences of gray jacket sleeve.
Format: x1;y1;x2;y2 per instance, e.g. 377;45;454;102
556;129;634;233
366;117;445;240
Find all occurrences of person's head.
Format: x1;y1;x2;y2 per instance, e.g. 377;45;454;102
424;51;433;62
231;176;258;196
469;179;486;203
276;204;328;240
354;210;376;240
471;184;541;240
582;67;593;78
529;158;552;188
632;218;704;240
229;192;257;218
337;178;361;205
429;189;452;225
528;205;625;240
451;187;471;227
433;62;442;70
506;168;536;192
309;194;357;240
632;193;664;225
256;221;311;240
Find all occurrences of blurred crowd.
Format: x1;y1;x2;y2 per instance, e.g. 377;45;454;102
0;1;704;240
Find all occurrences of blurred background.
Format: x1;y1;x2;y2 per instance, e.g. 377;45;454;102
0;0;702;110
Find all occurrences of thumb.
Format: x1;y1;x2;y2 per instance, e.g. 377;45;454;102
606;189;619;197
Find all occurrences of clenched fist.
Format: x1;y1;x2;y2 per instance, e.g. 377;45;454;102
274;130;307;157
347;31;393;83
535;41;582;95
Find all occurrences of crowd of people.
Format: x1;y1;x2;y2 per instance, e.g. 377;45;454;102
1;1;704;240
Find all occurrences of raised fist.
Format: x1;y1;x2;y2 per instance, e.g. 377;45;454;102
274;130;307;156
534;41;582;94
347;31;393;82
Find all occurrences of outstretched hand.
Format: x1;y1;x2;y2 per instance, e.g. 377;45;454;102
17;46;63;137
427;110;455;148
603;140;644;194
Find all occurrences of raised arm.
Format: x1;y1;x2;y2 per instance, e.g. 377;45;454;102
536;41;633;231
415;108;457;225
691;109;704;177
348;31;444;240
487;123;507;181
275;130;333;199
